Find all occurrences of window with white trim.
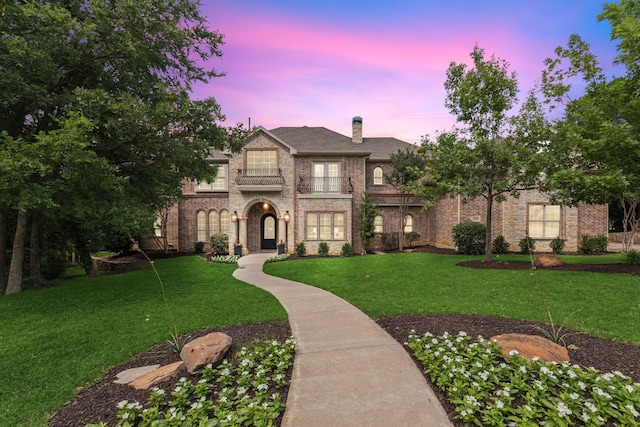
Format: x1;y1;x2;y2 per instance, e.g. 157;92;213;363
305;212;345;240
374;215;383;233
528;205;561;238
373;167;383;185
312;161;340;192
197;165;228;191
404;215;413;233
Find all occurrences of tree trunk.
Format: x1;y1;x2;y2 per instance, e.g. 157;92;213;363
0;208;7;294
29;216;42;287
485;195;493;262
6;210;28;294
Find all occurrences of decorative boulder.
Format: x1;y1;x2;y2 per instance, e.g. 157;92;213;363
129;361;184;390
180;332;232;374
490;333;570;363
534;253;566;268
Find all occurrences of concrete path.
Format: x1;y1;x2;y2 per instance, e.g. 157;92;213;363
233;253;452;427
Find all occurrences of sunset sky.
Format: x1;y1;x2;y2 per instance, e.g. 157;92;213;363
194;1;619;144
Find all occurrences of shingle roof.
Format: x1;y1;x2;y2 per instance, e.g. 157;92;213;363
268;127;415;160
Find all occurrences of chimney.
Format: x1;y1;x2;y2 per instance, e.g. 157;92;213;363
352;116;363;144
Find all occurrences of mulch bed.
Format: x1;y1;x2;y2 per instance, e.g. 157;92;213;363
50;248;639;426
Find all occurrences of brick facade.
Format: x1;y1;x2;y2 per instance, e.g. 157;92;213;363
140;120;609;255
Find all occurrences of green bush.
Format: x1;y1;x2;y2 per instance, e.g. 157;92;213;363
405;231;420;248
491;235;510;254
340;242;354;257
519;235;536;254
452;221;486;255
209;233;229;255
550;237;566;254
579;235;608;254
624;249;640;265
381;232;399;251
194;241;205;253
41;250;66;280
295;242;306;257
318;242;329;257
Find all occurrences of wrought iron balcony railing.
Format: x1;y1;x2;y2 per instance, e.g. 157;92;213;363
296;176;354;194
235;168;285;186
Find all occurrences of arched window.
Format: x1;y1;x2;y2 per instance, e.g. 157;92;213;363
208;211;219;236
374;215;383;233
373;167;383;185
196;211;207;242
220;209;230;233
404;215;413;233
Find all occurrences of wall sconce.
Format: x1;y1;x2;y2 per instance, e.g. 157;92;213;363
283;210;290;252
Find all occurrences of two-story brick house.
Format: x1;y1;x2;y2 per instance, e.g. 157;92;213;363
141;117;608;255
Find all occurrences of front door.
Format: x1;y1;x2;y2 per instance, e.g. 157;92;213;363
261;214;277;250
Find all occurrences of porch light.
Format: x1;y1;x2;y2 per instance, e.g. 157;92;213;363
284;211;290;222
263;202;269;210
231;211;238;222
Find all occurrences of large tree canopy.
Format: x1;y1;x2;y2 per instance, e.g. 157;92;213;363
417;45;548;261
0;0;246;293
540;1;640;250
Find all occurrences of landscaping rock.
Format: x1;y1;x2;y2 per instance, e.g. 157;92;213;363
128;361;184;390
180;332;232;374
114;364;160;384
490;333;570;363
533;253;566;268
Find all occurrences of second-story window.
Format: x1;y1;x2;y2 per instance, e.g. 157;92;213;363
197;165;228;191
313;161;340;192
246;150;278;175
373;167;383;185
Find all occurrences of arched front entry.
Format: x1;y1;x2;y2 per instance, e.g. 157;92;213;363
261;213;277;250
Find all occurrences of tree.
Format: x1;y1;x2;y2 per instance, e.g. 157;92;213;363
356;193;380;255
539;3;640;251
0;1;246;292
385;148;425;251
417;45;548;261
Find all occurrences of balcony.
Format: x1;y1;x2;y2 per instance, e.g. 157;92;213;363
235;169;285;191
296;176;354;194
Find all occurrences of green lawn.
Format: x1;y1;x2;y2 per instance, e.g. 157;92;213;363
264;252;639;344
1;252;638;426
0;256;287;427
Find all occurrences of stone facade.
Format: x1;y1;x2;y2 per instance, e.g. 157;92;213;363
140;119;609;255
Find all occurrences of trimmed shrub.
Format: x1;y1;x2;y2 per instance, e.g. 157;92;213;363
519;235;536;254
579;235;608;254
381;232;399;251
209;233;229;255
194;241;205;253
624;250;640;265
405;231;420;248
340;242;354;257
550;237;566;254
318;242;329;257
492;235;510;254
295;242;306;257
452;221;486;255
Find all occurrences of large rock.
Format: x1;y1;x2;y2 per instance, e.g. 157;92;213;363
129;361;184;390
490;333;570;363
180;332;232;374
534;253;566;268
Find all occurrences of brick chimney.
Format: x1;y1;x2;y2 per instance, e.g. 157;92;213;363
352;116;363;144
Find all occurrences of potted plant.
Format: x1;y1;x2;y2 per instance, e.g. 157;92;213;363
233;241;242;256
277;240;285;255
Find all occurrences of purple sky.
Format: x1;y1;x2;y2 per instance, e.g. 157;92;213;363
193;1;618;144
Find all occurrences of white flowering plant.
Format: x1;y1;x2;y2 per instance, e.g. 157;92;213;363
264;254;290;263
88;336;295;427
407;330;640;426
209;255;240;264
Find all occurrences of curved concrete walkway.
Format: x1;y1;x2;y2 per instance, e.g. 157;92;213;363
233;253;452;427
